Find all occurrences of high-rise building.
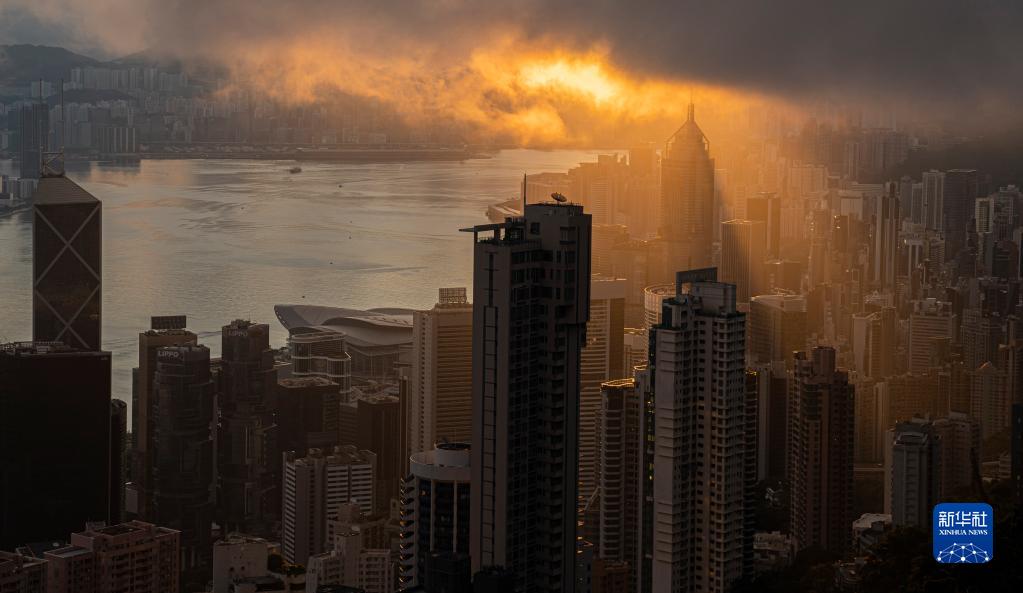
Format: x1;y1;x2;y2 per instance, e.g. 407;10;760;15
889;418;941;528
594;379;643;592
748;294;807;366
642;284;674;329
0;342;115;550
649;270;752;593
19;104;49;179
579;277;627;502
32;177;102;351
110;399;128;524
932;412;980;497
354;394;402;514
907;299;956;374
132;322;197;518
746;192;781;259
281;446;376;565
943;169;979;259
921;170;945;232
278;376;341;456
464;201;591;593
409;288;473;455
218;320;279;534
850;307;897;380
290;331;353;399
721;220;768;303
45;521;180;593
871;183;900;292
659;104;715;274
787;347;855;556
150;344;216;586
399;443;471;591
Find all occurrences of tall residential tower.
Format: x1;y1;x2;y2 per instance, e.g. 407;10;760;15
465;201;591;593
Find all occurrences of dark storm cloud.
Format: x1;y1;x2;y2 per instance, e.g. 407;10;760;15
6;0;1023;108
544;0;1022;102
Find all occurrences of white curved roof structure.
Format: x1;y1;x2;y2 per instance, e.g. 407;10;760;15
274;304;414;348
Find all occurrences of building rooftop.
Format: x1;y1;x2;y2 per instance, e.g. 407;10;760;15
278;376;336;388
34;176;99;205
275;304;413;348
44;546;92;559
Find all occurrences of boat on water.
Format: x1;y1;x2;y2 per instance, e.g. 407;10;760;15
486;197;522;223
289;166;302;174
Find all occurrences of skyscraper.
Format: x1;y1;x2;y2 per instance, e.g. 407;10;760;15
218;319;279;535
850;307;897;380
277;376;341;455
659;104;715;274
32;176;102;351
907;299;956;375
579;277;627;502
151;344;216;587
354;394;402;514
465;201;591;593
721;219;767;303
746;192;781;259
281;446;376;565
399;443;472;591
133;321;197;518
648;269;752;593
932;412;981;496
409;288;473;454
787;347;854;556
889;418;941;528
110;399;128;524
921;170;945;231
871;183;900;292
595;378;644;592
943;169;979;259
748;294;807;366
0;342;114;550
19;103;49;179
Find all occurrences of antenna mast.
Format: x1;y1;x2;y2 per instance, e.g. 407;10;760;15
521;172;527;215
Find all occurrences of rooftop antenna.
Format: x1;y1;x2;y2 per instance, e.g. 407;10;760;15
521;172;527;215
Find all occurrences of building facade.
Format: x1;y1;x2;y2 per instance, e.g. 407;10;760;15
787;347;855;556
649;270;752;593
32;177;102;351
466;201;591;593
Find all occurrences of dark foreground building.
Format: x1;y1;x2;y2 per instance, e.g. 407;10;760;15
151;344;216;587
0;342;115;550
464;201;591;593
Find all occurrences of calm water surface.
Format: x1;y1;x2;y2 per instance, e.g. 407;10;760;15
0;150;617;415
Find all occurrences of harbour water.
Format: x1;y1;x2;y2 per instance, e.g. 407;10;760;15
0;150;616;411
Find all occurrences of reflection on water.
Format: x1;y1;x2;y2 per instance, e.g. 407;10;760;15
0;150;615;416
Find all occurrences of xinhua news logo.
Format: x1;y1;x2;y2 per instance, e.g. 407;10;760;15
933;502;994;564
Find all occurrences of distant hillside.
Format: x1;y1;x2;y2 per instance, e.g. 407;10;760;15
0;44;102;84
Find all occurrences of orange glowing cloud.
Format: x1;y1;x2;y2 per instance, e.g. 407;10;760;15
209;33;781;146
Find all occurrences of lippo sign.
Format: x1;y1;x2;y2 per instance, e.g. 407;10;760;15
933;502;993;564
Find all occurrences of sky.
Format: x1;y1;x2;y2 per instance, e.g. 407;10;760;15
3;0;1021;140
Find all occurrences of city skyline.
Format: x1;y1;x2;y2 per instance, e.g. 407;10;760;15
2;3;1023;593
